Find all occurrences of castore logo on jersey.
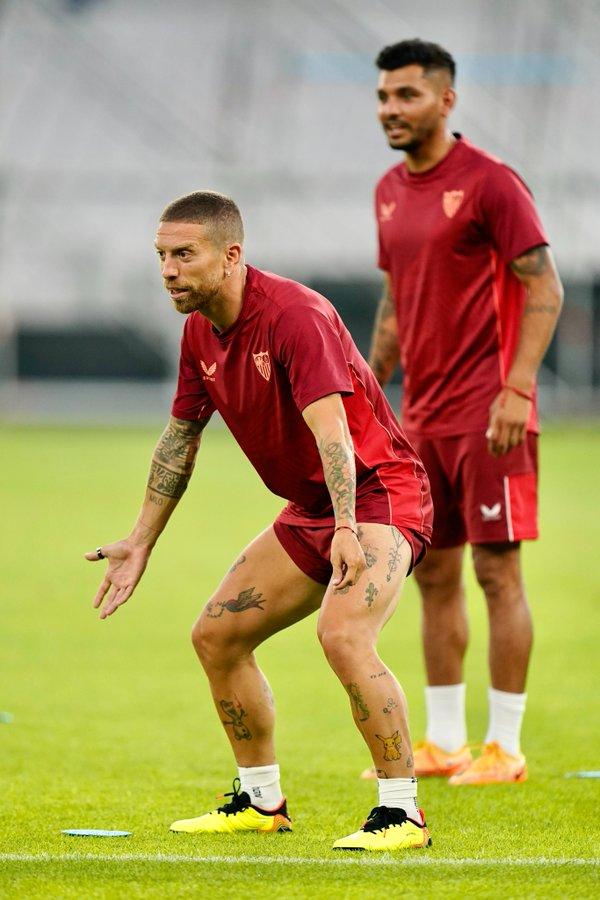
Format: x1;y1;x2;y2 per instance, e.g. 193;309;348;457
201;360;217;381
379;201;396;223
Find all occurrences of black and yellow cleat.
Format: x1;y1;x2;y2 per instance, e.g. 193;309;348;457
333;806;431;851
170;778;292;835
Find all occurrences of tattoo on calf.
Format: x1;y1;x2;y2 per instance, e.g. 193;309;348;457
405;754;414;768
386;527;406;583
219;698;252;740
376;731;403;761
370;670;388;679
346;682;370;722
383;697;398;715
376;768;389;779
207;587;265;618
364;582;379;609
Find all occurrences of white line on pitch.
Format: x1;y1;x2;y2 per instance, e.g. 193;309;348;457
0;853;598;867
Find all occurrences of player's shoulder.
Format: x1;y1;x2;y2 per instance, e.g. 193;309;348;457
460;137;531;193
375;161;405;194
249;266;334;320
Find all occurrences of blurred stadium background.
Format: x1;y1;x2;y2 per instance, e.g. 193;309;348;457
2;0;599;424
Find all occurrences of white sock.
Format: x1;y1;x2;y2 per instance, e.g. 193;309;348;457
485;687;527;757
425;683;467;752
238;764;283;811
377;777;420;821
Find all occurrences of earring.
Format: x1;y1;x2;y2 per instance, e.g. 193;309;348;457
225;270;231;277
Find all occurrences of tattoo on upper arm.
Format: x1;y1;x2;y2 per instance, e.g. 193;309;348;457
510;245;549;277
318;439;356;524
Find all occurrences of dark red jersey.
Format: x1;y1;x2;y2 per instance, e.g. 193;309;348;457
172;265;432;537
376;135;548;436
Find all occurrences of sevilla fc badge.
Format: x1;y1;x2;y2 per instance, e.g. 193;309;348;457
442;190;464;218
253;350;271;382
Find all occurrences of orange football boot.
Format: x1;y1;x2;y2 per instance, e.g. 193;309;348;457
448;741;527;785
360;740;472;780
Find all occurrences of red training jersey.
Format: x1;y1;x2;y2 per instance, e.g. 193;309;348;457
171;265;432;538
376;135;548;436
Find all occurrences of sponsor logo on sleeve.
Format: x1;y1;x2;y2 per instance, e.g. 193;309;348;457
379;201;396;223
253;350;271;382
201;360;217;381
480;502;502;522
442;190;464;218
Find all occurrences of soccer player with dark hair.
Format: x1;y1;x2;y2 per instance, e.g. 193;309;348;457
86;191;434;851
363;39;563;784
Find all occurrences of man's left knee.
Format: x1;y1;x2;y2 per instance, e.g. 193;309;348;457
472;543;523;602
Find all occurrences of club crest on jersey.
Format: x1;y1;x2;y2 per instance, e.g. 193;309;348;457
442;190;464;218
480;502;502;522
201;360;217;381
253;350;271;382
379;201;396;223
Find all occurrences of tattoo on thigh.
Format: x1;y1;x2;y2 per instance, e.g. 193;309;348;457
357;527;378;568
219;698;252;740
376;731;403;761
346;682;370;722
364;582;379;609
207;587;265;618
386;528;406;583
229;554;247;573
334;584;351;594
383;697;398;715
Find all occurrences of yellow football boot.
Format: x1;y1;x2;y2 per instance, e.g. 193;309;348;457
360;740;472;780
170;778;292;834
448;742;527;785
333;806;431;851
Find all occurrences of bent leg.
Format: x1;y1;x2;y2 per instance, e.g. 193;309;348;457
472;542;532;693
192;526;324;767
317;524;415;777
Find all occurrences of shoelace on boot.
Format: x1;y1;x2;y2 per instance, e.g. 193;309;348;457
217;777;251;816
362;806;410;833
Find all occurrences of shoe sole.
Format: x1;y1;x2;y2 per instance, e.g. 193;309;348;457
449;766;528;786
333;837;432;851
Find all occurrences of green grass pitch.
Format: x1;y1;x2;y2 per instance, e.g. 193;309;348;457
0;423;598;898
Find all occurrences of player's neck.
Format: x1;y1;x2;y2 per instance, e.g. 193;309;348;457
404;128;456;174
205;265;248;333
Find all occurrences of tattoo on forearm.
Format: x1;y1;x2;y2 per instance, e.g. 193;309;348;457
148;493;166;506
147;416;207;500
229;554;247;573
219;698;252;740
346;682;370;722
383;697;398;715
386;527;406;583
207;587;265;618
510;245;549;277
376;731;403;761
318;439;356;525
148;461;189;499
364;582;379;609
369;294;399;384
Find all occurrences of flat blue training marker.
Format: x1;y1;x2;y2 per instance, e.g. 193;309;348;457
62;829;132;837
564;771;600;779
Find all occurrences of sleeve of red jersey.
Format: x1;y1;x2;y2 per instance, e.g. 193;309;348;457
375;185;391;271
272;304;354;412
170;318;216;422
479;164;549;264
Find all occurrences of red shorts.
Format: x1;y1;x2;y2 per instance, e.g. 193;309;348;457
404;430;539;548
273;518;427;586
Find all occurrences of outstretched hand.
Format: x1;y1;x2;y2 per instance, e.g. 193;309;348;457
84;540;151;619
331;529;366;591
